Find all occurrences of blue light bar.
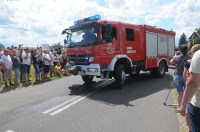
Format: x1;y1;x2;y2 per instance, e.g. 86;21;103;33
74;15;101;25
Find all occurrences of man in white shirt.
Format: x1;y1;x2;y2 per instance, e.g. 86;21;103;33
180;50;200;132
42;49;51;79
1;49;13;87
22;48;31;82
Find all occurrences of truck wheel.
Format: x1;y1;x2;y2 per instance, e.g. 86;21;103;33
82;75;93;83
150;61;166;78
115;64;126;89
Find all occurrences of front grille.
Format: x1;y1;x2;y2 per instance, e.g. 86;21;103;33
68;54;93;65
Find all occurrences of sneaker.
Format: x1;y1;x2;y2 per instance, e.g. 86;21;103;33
176;108;180;113
9;82;14;86
15;83;20;86
5;83;8;88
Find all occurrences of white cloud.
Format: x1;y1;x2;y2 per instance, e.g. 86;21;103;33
0;0;200;47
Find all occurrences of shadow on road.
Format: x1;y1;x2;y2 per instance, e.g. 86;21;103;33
68;72;173;107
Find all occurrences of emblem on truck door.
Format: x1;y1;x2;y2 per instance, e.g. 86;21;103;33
107;43;114;54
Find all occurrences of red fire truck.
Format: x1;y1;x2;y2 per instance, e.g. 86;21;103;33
62;15;175;89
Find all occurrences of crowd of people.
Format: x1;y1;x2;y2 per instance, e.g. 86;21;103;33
0;46;69;88
170;44;200;132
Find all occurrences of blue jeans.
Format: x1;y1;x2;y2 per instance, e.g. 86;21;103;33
13;68;19;84
173;75;186;93
188;103;200;132
33;64;40;75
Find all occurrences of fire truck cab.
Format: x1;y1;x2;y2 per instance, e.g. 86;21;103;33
62;15;175;89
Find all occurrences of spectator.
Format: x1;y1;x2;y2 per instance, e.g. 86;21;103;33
22;48;31;82
31;48;40;81
180;48;200;132
49;53;54;77
54;62;62;76
38;50;44;80
51;51;59;67
1;49;13;87
0;47;3;59
42;49;51;79
60;50;67;69
11;50;20;85
19;49;23;82
61;65;69;76
182;44;200;132
0;62;4;86
170;45;191;109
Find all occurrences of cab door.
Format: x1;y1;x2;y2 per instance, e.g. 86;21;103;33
98;24;121;65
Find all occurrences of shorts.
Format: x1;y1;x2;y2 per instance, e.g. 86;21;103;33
188;103;200;132
22;64;30;73
0;72;4;83
44;65;49;73
39;68;44;76
33;64;40;75
173;75;186;93
3;68;12;80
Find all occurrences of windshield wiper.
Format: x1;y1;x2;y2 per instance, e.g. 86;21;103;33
67;43;76;48
81;42;90;47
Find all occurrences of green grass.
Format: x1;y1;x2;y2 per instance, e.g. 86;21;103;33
0;65;69;93
172;87;189;132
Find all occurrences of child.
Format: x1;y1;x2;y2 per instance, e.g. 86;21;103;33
54;62;62;76
61;65;70;76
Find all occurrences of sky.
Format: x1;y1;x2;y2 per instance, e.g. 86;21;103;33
0;0;200;48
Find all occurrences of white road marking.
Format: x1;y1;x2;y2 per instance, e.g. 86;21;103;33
43;80;111;115
5;130;14;132
50;88;101;115
42;95;81;114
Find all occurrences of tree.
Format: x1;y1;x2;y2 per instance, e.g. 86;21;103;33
195;28;200;34
50;42;63;50
178;33;187;45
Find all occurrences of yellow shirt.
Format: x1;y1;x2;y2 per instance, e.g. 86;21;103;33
54;65;61;73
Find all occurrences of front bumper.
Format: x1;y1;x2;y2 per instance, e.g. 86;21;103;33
68;63;101;76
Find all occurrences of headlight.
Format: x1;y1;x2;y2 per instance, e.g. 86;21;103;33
87;68;98;72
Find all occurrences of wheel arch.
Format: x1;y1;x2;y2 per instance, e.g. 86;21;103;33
108;55;132;72
157;58;168;72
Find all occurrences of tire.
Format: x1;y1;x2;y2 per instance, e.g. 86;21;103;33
82;75;93;83
114;64;126;89
150;61;166;78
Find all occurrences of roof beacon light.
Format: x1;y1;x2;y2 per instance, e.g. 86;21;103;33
74;15;101;25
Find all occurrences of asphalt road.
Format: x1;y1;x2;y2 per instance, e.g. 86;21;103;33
0;69;179;132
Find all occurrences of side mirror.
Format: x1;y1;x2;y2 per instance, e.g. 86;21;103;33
64;39;67;44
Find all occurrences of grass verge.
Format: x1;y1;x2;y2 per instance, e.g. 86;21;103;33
0;65;70;93
172;88;189;132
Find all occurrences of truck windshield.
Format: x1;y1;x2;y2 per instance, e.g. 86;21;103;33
66;25;98;48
